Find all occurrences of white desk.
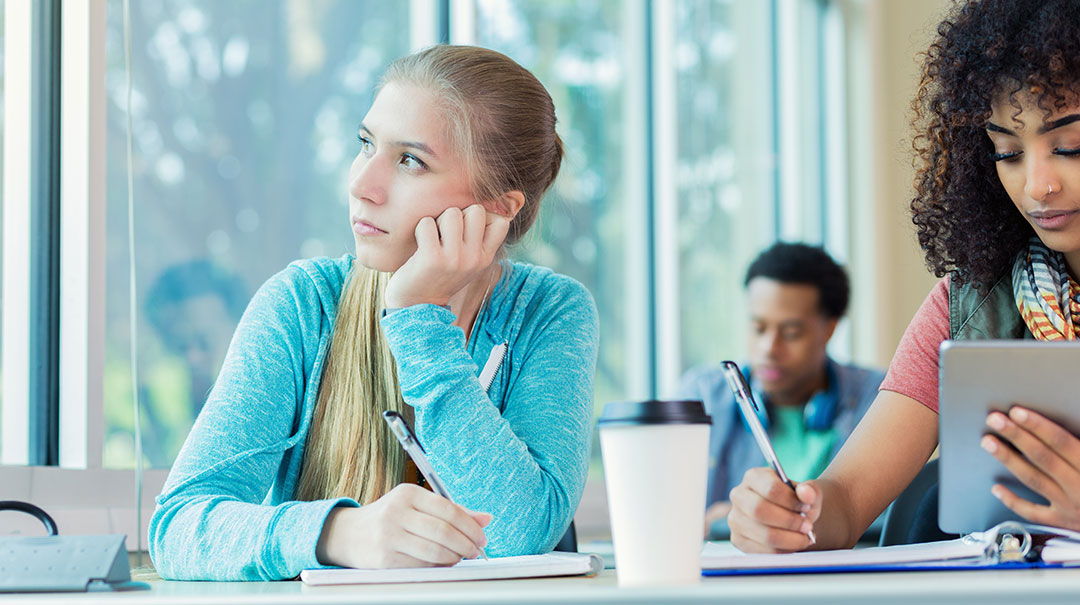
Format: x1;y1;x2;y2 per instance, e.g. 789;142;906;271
6;568;1080;604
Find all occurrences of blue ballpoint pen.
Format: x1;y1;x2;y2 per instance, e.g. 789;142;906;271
382;410;489;560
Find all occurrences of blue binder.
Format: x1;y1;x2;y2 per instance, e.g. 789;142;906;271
702;521;1073;576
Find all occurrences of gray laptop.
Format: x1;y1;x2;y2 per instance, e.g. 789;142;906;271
938;340;1080;534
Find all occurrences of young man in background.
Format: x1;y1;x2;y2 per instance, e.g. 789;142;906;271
679;242;884;539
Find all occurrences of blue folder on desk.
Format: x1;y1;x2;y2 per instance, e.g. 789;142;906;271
702;522;1080;576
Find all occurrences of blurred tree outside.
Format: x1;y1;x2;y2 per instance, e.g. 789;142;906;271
103;0;409;467
475;0;627;422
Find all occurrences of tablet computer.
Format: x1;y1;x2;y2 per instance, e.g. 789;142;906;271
938;340;1080;533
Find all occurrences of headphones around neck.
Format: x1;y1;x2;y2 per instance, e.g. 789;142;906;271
740;363;840;432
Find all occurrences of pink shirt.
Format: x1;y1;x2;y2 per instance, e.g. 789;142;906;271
879;278;951;413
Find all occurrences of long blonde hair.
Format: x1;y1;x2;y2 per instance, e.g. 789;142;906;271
295;45;564;504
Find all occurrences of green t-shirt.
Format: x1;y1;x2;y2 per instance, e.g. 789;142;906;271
770;404;839;482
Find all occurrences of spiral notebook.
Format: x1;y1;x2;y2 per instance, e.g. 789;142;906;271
301;552;603;585
702;522;1080;576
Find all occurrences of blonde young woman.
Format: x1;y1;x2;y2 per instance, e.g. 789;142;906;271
149;45;599;580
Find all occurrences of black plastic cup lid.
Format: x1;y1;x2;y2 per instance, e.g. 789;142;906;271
597;400;711;427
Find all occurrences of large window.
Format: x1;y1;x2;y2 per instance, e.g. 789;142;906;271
2;0;860;539
102;0;412;468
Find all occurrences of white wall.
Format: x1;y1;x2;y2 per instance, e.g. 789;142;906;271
849;0;950;368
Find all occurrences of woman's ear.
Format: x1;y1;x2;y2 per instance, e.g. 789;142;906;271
487;190;526;220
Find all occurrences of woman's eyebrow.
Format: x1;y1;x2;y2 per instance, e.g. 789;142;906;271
985;114;1080;136
397;140;437;157
358;123;437;157
1040;113;1080;134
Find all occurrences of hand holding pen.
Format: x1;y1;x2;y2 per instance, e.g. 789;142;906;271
315;483;492;569
727;467;823;553
721;361;820;552
384;411;491;560
312;412;490;569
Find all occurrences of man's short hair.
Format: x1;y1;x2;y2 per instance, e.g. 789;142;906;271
743;242;850;318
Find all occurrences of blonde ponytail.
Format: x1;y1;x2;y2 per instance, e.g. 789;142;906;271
295;263;409;505
297;45;563;504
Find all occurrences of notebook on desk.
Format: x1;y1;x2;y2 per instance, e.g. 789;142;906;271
301;552;603;585
701;522;1080;576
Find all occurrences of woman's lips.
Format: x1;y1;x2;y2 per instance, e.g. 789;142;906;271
1029;209;1078;230
352;218;387;236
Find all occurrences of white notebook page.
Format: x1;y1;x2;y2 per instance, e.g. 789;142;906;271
301;552;602;585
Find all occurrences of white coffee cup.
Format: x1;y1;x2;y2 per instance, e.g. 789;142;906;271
598;400;711;587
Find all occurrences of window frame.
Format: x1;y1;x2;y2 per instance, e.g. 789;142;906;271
1;0;35;468
0;0;168;541
651;0;680;397
3;0;65;468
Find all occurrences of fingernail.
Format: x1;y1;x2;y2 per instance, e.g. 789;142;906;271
801;521;813;534
1010;407;1028;423
991;485;1004;499
981;436;998;453
799;503;811;513
987;413;1006;430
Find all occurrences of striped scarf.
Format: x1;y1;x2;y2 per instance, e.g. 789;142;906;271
1012;237;1080;341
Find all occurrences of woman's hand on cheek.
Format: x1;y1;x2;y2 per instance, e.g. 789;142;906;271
385;205;511;309
982;406;1080;530
316;484;493;569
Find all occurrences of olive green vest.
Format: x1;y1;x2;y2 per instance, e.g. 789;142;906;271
948;273;1035;340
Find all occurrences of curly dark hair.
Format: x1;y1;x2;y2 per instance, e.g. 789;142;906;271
911;0;1080;290
744;242;850;318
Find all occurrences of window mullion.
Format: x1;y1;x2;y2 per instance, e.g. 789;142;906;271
448;0;475;45
620;0;652;400
59;0;107;470
408;0;446;51
1;0;35;466
27;0;63;466
651;0;680;397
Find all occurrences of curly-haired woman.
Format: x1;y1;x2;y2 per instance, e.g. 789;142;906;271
727;0;1080;552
